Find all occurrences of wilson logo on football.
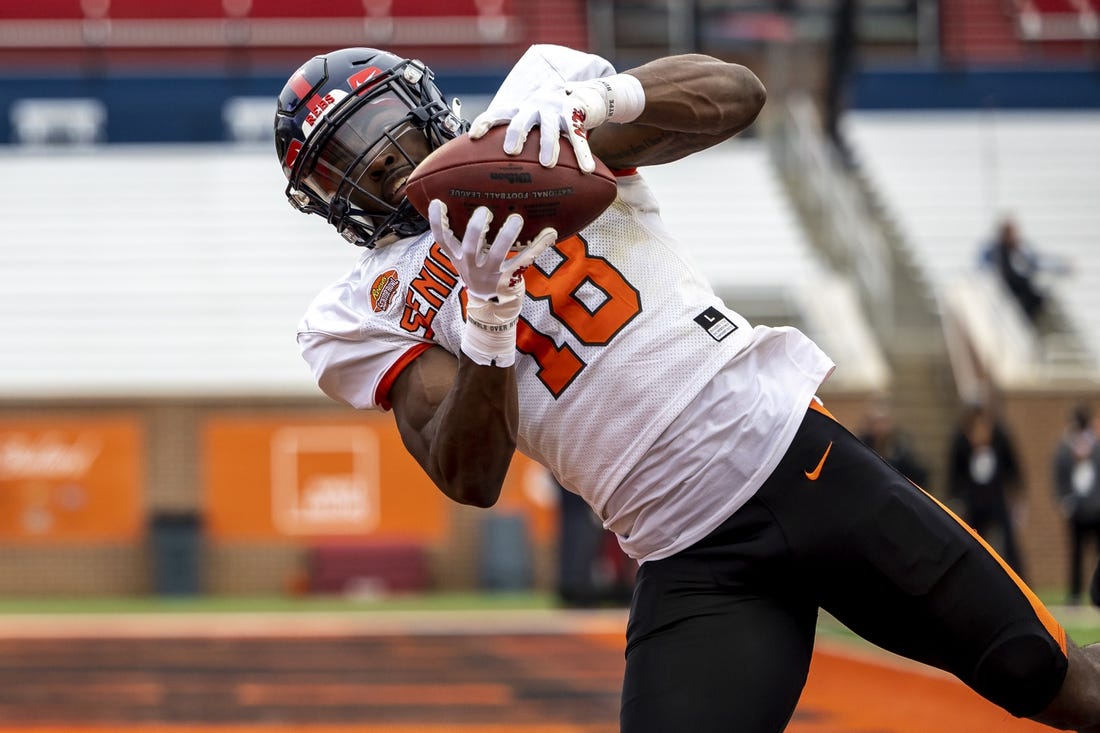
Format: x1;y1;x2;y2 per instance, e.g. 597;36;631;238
489;172;533;184
370;269;401;313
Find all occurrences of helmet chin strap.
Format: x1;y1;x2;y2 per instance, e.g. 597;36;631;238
329;194;424;249
326;199;362;245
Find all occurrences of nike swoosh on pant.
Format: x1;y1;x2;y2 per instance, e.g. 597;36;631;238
804;441;833;481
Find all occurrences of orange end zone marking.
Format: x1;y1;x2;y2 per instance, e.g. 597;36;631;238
0;641;1056;733
796;640;1052;733
0;728;608;733
236;682;512;706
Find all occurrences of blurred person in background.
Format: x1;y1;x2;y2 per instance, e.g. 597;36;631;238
556;477;635;608
947;399;1028;578
1053;403;1100;606
858;396;930;490
276;43;1100;733
980;214;1070;325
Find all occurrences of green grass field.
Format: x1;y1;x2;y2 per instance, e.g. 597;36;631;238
0;590;1095;646
0;591;554;615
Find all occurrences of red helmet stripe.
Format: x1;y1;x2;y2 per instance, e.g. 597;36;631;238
283;138;303;169
288;71;313;102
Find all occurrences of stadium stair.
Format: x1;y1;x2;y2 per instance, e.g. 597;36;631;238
770;95;961;493
840;110;1100;382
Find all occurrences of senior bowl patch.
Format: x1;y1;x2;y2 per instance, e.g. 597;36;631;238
370;269;401;313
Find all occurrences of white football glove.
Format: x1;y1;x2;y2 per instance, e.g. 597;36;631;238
469;73;645;174
469;88;567;168
429;201;556;367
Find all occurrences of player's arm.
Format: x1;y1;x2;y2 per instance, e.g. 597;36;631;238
389;205;555;508
588;55;766;169
390;346;518;508
469;51;766;172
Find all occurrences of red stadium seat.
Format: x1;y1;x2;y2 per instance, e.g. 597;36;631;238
104;0;228;19
244;0;503;18
307;541;430;595
1030;0;1077;11
0;0;84;20
246;0;368;18
387;0;499;17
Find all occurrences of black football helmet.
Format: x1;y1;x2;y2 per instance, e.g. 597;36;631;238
274;48;466;248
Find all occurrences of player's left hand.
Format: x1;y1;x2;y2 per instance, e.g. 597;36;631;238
469;88;568;169
469;74;644;175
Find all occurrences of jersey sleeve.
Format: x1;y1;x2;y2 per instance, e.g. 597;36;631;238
297;278;434;412
298;329;431;411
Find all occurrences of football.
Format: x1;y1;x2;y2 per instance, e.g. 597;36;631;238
404;125;617;245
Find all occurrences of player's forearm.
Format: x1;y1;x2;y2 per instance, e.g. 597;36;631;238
589;56;766;168
629;54;766;135
427;358;519;508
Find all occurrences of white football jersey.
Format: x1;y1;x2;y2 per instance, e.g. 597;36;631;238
298;44;836;561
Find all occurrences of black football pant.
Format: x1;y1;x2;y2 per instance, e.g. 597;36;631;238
620;404;1068;733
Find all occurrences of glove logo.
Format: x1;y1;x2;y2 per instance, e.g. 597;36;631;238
507;266;529;289
370;269;401;313
570;108;588;140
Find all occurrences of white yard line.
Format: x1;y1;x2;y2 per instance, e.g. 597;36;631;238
0;607;631;639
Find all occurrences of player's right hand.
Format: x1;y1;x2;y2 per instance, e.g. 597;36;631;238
429;201;556;306
430;201;555;367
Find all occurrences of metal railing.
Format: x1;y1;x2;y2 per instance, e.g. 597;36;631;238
771;93;897;340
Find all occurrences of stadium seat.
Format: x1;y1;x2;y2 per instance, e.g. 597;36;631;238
307;541;430;595
9;98;106;145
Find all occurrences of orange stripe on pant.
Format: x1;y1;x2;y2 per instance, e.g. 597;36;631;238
811;396;1067;656
920;486;1066;654
809;398;836;421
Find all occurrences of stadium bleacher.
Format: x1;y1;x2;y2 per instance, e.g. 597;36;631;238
1016;0;1100;40
640;140;825;307
843;109;1100;375
0;145;354;397
0;133;884;399
635;139;887;392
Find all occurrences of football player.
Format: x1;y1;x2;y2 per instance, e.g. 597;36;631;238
275;45;1100;732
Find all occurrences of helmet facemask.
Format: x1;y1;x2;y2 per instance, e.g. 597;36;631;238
281;56;465;248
